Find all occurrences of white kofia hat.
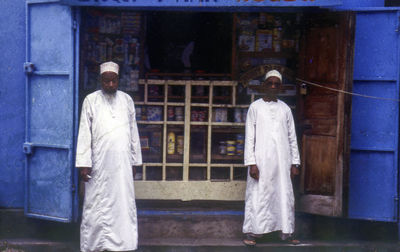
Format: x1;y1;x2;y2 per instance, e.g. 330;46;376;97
264;70;282;82
100;61;119;75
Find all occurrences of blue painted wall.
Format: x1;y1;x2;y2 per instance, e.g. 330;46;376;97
341;0;384;8
0;0;26;208
349;11;399;222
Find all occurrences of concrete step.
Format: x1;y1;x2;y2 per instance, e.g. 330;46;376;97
1;238;400;252
1;209;399;251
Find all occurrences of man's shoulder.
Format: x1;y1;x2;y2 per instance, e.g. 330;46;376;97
117;90;130;97
84;90;102;102
117;90;134;102
250;98;263;107
277;99;291;111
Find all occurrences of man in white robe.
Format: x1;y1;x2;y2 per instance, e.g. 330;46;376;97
76;61;142;252
243;70;300;246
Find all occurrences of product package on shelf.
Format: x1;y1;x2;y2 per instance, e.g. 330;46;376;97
236;12;303;75
81;10;142;92
255;29;272;52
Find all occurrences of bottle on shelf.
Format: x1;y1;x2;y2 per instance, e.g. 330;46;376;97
167;131;176;155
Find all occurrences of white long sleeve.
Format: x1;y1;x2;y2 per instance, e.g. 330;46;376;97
287;109;300;165
76;98;92;168
244;104;256;166
129;100;142;166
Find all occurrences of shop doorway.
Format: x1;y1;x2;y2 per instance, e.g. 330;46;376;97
77;9;354;216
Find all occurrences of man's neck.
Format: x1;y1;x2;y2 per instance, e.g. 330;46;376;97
263;96;277;102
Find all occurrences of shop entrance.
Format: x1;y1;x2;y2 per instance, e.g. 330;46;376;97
77;8;354;214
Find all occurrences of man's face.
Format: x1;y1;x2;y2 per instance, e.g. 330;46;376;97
262;76;281;96
101;72;119;94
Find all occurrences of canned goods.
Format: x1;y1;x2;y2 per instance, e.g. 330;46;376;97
147;106;162;121
273;27;282;41
191;111;198;121
141;107;147;121
236;134;244;155
218;141;227;155
167;107;175;121
135;107;142;120
198;110;206;122
215;108;227;122
234;108;242;123
176;135;184;155
242;108;248;122
273;40;281;53
227;140;236;156
175;107;184;121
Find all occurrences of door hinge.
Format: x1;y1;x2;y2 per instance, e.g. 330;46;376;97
396;15;400;32
72;20;77;31
23;62;35;74
23;142;33;155
72;184;76;193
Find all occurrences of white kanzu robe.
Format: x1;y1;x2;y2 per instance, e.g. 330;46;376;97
76;90;142;252
243;98;300;235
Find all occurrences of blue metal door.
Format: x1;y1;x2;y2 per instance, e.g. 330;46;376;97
24;0;78;222
349;11;399;222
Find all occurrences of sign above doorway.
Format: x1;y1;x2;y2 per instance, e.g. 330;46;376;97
60;0;342;7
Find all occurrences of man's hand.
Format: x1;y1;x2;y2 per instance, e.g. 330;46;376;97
80;167;92;182
132;166;137;179
291;165;300;180
249;165;259;181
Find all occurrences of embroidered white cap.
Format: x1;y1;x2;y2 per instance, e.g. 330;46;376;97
100;61;119;75
264;70;282;82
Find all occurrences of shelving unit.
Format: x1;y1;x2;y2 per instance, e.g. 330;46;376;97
134;79;257;200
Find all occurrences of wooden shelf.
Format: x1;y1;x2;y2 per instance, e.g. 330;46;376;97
167;95;184;99
166;121;185;125
142;153;162;162
190;122;209;126
135;102;164;106
167;154;184;159
138;121;164;124
212;154;243;161
191;103;210;107
212;122;245;127
212;104;249;108
145;72;231;79
239;51;294;58
191;96;209;99
148;95;164;99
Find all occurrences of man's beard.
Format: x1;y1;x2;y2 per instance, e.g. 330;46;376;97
103;87;117;94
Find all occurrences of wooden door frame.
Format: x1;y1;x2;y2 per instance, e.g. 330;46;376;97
297;12;355;217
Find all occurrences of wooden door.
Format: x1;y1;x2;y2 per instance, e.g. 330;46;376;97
296;12;354;216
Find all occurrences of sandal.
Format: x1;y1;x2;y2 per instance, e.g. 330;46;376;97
284;237;301;245
243;234;257;246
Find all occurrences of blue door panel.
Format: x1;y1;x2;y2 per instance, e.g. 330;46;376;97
30;75;73;144
25;1;77;222
26;147;72;221
353;12;397;81
29;4;72;71
349;11;399;222
349;151;397;221
350;81;397;150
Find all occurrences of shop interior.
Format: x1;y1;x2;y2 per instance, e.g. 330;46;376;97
78;8;351;202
